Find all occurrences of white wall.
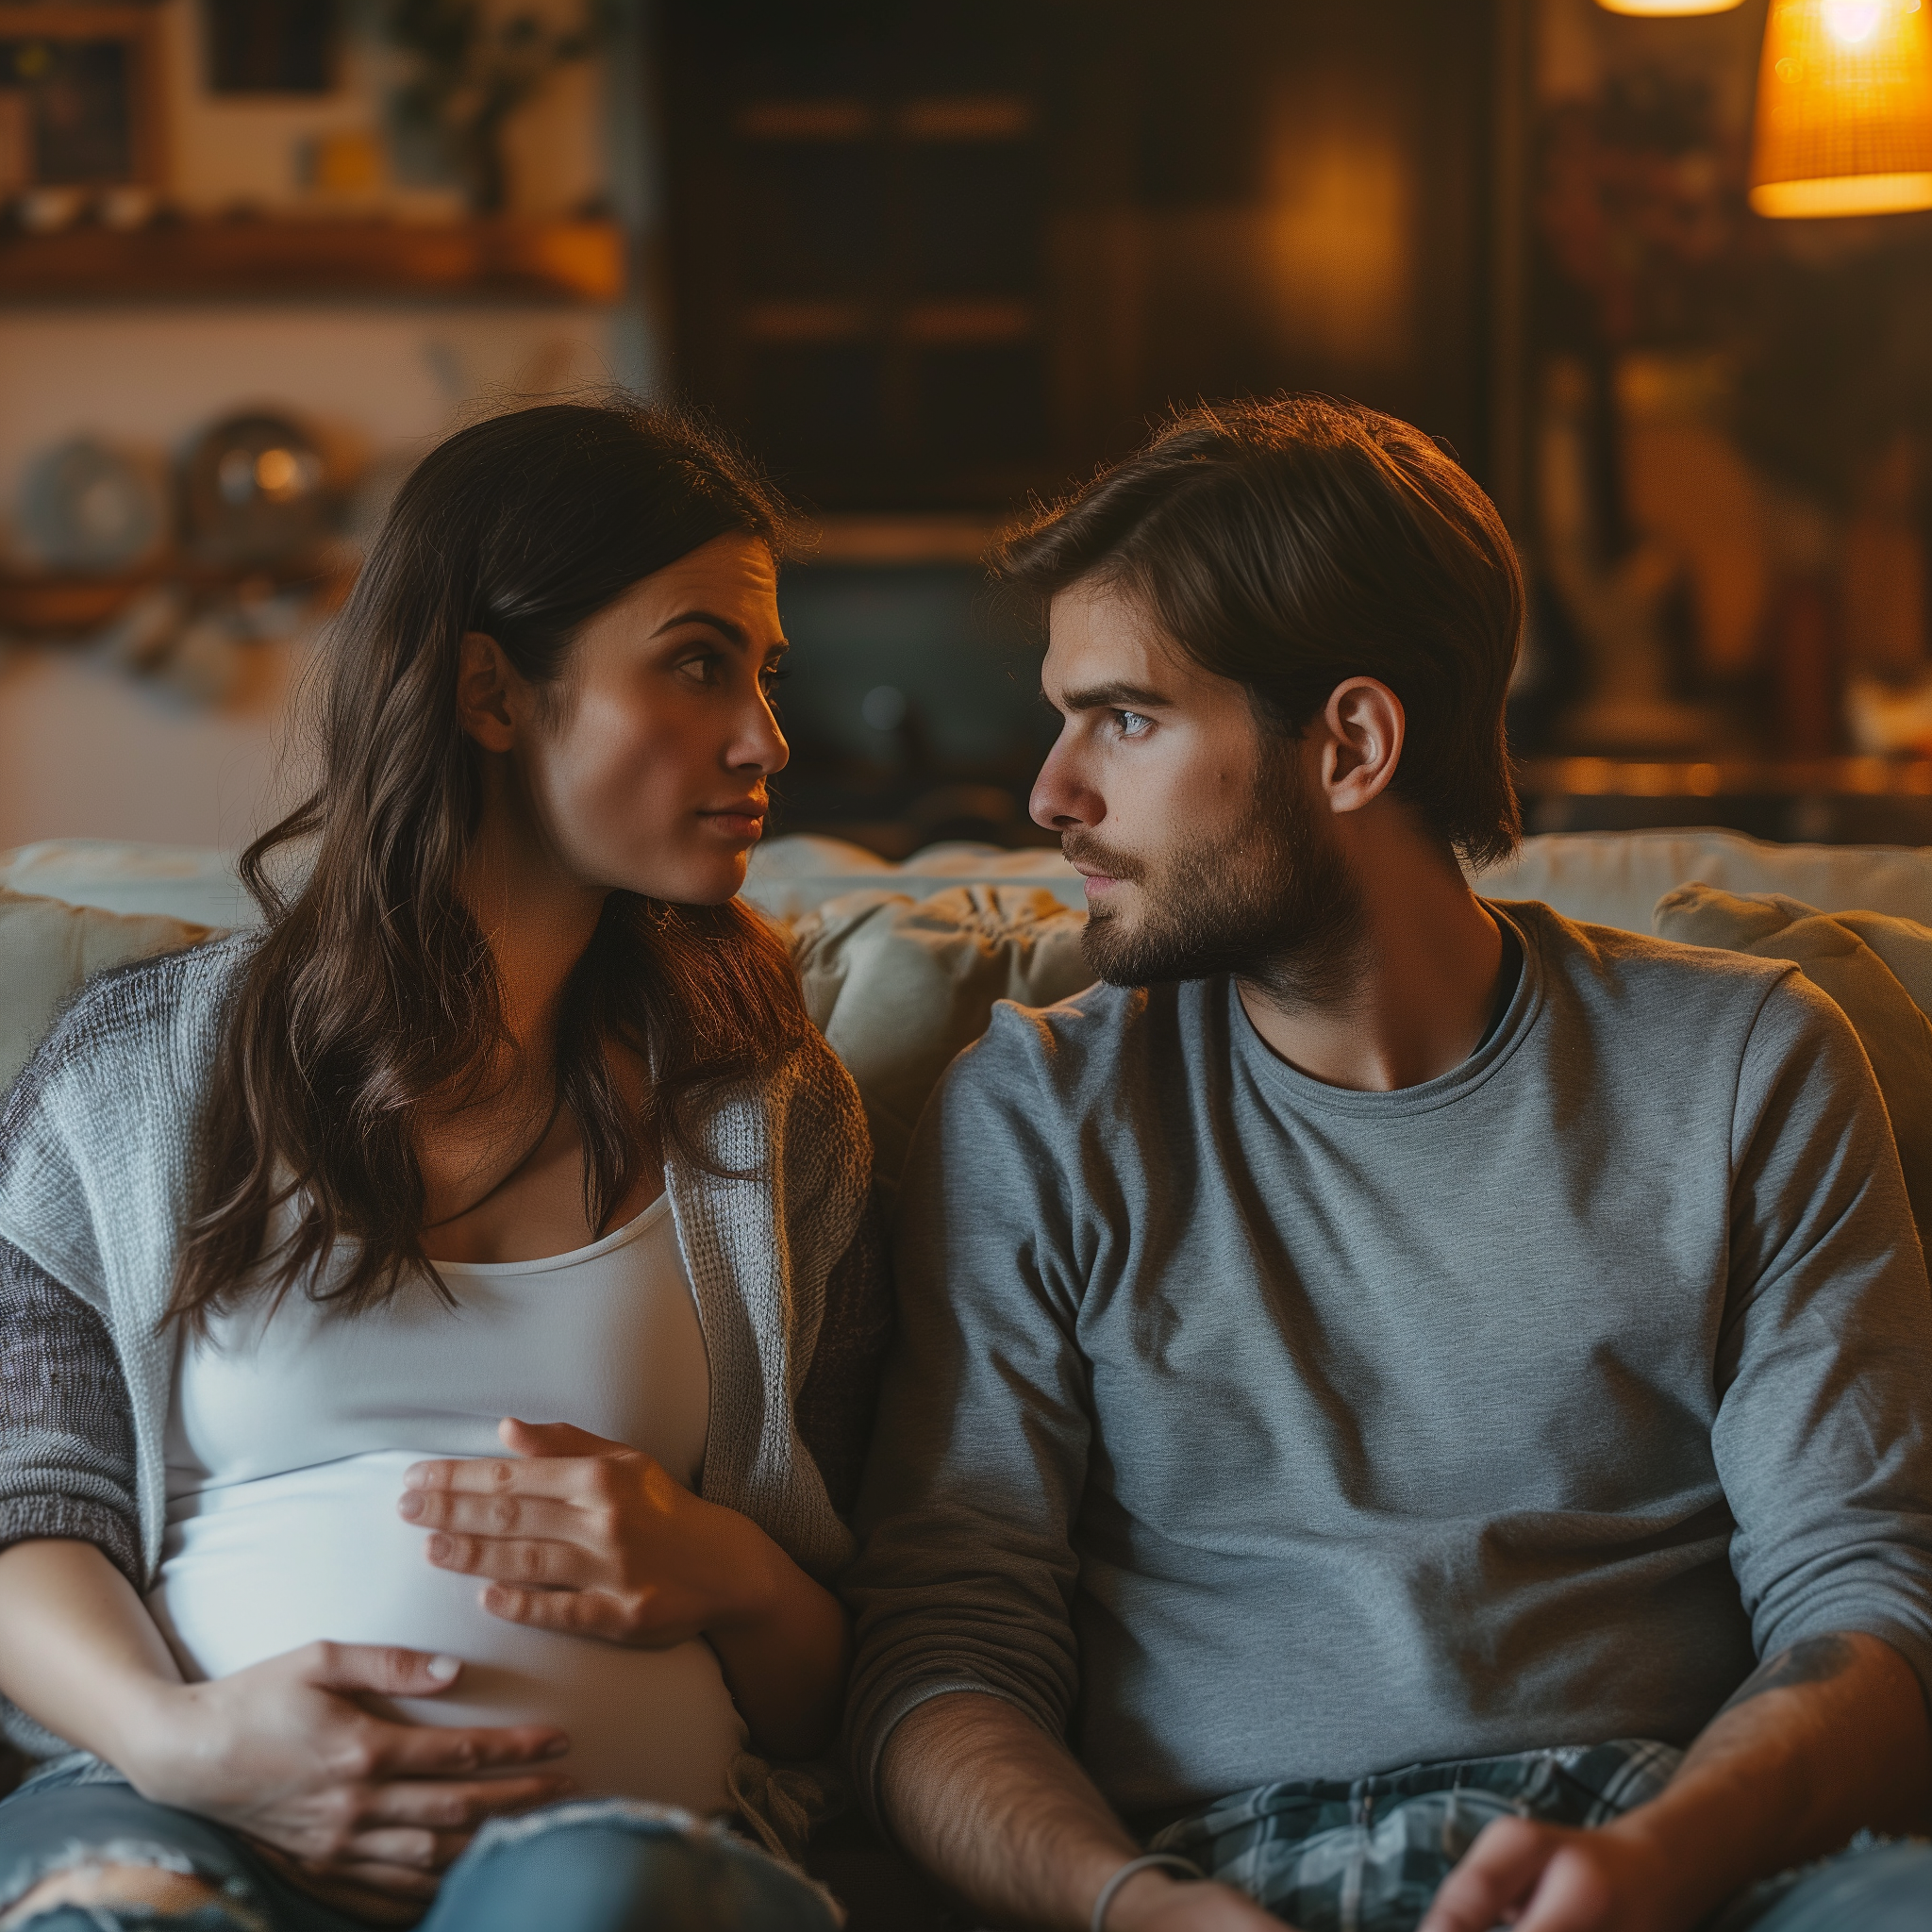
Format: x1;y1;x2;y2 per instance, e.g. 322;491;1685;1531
0;639;306;853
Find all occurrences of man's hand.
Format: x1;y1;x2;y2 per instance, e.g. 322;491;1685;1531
121;1641;572;1910
1108;1871;1289;1930
1418;1816;1679;1932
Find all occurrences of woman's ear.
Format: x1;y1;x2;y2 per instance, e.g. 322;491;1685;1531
1314;676;1405;817
456;632;522;753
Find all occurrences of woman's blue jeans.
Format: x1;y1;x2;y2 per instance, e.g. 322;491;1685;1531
0;1764;837;1932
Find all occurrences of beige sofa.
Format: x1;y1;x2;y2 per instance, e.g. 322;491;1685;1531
8;826;1932;1190
6;827;1932;1929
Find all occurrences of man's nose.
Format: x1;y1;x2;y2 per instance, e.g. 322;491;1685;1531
1029;742;1096;832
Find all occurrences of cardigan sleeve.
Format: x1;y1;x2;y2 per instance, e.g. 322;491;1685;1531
0;1232;142;1586
794;1187;892;1521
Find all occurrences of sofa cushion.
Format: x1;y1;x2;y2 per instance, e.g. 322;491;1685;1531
1484;830;1932;936
792;883;1094;1188
1654;883;1932;1253
1;840;258;930
17;828;1932;934
0;888;216;1092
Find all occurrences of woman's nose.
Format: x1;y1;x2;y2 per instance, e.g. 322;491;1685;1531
735;693;789;775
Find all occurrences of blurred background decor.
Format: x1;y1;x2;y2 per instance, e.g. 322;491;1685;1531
1516;0;1932;842
205;0;337;95
387;0;610;216
11;0;1932;855
0;3;167;200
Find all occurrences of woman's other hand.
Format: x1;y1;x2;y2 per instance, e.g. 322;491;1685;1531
401;1419;852;1757
400;1421;777;1649
122;1642;572;1910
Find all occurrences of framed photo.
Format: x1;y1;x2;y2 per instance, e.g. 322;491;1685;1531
207;0;337;95
0;6;166;192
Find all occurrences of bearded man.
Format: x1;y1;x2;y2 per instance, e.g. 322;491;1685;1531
841;397;1932;1932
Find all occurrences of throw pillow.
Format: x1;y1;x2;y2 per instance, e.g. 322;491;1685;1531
1653;882;1932;1255
792;883;1094;1189
0;888;215;1094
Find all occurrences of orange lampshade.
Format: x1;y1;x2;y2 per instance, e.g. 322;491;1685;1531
1596;2;1743;15
1750;0;1932;216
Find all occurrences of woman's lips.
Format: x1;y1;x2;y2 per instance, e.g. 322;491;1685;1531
701;806;766;841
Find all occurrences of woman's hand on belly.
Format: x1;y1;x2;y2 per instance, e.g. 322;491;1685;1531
400;1420;783;1650
401;1418;854;1757
127;1641;574;1908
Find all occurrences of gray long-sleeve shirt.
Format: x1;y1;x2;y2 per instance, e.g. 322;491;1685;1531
844;901;1932;1822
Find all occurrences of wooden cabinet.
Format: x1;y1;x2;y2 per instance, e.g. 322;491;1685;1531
659;0;1503;511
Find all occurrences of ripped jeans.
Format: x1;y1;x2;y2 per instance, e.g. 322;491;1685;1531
0;1761;838;1932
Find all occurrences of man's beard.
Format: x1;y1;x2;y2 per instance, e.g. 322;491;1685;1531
1066;739;1364;1005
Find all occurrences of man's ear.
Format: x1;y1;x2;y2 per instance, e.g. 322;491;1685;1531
1314;676;1405;816
456;632;522;753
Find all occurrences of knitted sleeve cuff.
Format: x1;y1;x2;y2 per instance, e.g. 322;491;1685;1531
0;1492;142;1591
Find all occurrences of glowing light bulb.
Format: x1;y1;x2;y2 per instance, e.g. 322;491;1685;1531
1825;0;1884;43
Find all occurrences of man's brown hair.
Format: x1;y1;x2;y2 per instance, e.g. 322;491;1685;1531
999;394;1524;869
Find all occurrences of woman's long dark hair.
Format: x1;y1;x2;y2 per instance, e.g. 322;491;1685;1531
168;401;809;1328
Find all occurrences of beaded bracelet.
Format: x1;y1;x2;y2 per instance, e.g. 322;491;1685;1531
1089;1852;1206;1932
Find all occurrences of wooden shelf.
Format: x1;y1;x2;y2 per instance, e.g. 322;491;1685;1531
1518;756;1932;799
0;218;626;304
0;560;347;636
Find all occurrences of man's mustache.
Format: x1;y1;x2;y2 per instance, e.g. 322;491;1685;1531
1060;831;1146;886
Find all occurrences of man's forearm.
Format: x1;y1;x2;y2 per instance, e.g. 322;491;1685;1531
1608;1631;1931;1922
879;1690;1288;1932
879;1691;1143;1930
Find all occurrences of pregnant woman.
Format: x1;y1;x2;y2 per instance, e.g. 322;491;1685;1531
0;402;887;1932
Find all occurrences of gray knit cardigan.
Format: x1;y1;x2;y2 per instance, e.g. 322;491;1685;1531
0;935;889;1768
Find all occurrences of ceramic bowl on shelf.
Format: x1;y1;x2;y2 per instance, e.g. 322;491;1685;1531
96;186;158;231
13;187;87;234
182;411;331;566
15;437;172;575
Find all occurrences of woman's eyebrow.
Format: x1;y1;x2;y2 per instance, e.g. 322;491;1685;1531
650;608;749;644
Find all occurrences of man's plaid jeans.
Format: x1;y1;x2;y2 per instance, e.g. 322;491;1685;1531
1147;1738;1680;1932
1143;1738;1928;1932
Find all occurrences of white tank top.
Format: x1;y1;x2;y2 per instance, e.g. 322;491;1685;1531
147;1193;748;1813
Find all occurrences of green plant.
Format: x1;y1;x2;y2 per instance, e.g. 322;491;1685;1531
387;0;610;215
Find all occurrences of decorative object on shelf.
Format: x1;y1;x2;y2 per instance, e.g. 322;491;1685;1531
385;0;608;215
304;127;385;199
1847;669;1932;753
15;437;170;575
183;412;330;567
94;182;155;228
1750;0;1932;216
12;183;85;231
206;0;338;95
1537;358;1730;754
0;5;166;190
86;576;297;707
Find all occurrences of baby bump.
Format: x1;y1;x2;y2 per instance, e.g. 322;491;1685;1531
148;1450;747;1815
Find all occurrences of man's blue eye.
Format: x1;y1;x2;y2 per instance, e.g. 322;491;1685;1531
1118;711;1151;737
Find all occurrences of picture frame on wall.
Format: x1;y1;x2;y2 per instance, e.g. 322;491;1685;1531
0;4;167;192
206;0;338;95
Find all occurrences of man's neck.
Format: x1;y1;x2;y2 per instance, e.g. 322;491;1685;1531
1236;832;1508;1093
